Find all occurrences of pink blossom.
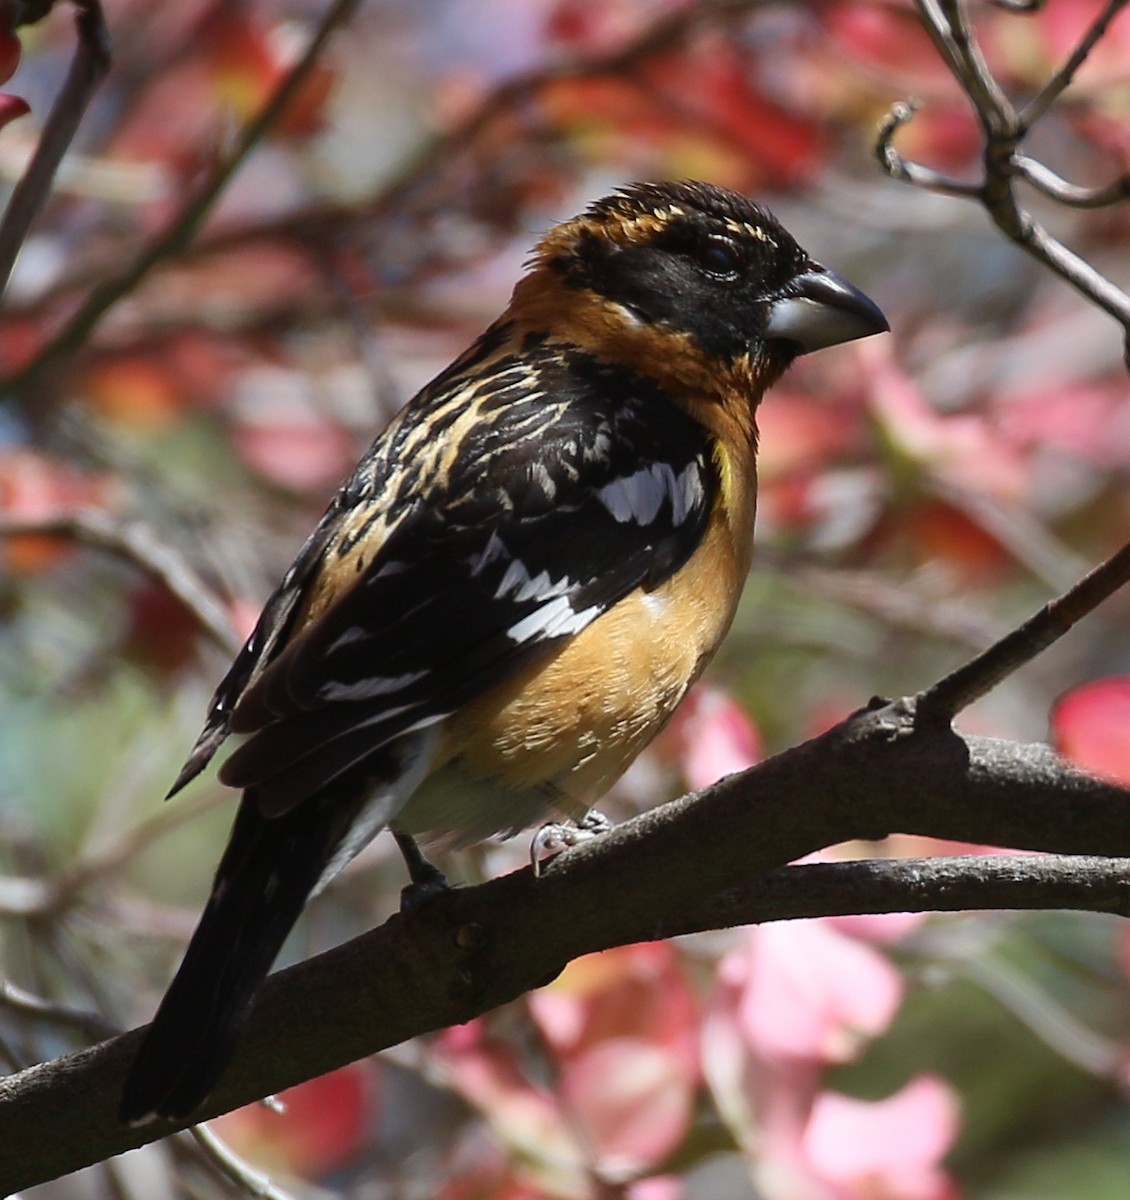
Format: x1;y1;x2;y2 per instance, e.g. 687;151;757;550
801;1076;960;1200
660;684;762;791
530;944;700;1178
719;921;904;1065
561;1038;695;1181
861;340;1028;503
827;911;927;945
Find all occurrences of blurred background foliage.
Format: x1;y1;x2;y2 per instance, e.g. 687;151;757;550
2;0;1130;1196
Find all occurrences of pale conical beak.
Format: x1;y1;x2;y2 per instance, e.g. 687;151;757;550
765;268;889;354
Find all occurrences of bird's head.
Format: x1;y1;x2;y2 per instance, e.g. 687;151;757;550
514;179;888;399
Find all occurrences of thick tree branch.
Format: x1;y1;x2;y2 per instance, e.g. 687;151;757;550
2;712;1129;1192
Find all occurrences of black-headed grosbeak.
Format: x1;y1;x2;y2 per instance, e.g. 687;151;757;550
120;180;887;1123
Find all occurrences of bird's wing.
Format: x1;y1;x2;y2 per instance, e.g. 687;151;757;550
205;338;716;816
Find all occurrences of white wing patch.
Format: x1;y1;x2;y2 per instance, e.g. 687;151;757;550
598;462;703;526
467;530;509;577
671;462;703;524
494;555;571;604
507;595;599;644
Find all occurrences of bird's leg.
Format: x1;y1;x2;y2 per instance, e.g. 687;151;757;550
530;808;613;876
393;830;450;910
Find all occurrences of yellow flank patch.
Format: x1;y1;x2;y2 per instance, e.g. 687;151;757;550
441;478;754;810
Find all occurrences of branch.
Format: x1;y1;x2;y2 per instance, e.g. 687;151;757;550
919;535;1130;719
0;979;118;1043
0;0;363;397
879;0;1130;362
3;713;1130;1191
189;1124;303;1200
1014;156;1130;209
0;506;240;653
1021;0;1129;126
0;0;767;349
0;0;110;299
876;100;982;198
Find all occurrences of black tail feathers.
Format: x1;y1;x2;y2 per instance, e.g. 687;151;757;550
119;792;346;1123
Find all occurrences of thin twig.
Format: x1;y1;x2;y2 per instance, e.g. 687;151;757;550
880;0;1130;363
190;1124;304;1200
933;0;1017;135
1021;0;1130;127
776;560;1009;650
51;787;226;915
957;951;1125;1076
875;100;982;196
0;0;766;346
0;507;239;652
0;0;363;397
935;483;1091;592
1014;156;1130;208
0;0;110;300
917;538;1130;720
0;979;119;1042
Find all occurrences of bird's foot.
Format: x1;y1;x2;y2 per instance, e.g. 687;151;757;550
393;831;450;912
530;809;613;876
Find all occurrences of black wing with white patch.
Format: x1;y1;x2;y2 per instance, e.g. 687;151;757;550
212;340;717;816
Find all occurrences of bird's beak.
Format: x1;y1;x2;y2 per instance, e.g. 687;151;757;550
765;268;889;354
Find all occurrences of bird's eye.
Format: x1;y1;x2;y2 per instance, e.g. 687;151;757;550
699;237;741;280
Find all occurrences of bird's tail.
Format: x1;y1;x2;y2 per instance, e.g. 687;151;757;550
119;790;352;1124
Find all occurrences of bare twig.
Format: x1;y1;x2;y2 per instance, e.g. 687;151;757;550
0;0;110;299
956;950;1125;1076
190;1125;303;1200
918;537;1130;720
0;0;767;353
989;0;1045;11
1014;156;1130;209
1021;0;1130;126
0;980;119;1042
880;0;1130;361
935;483;1091;592
0;0;363;397
50;787;226;916
774;560;1009;650
876;100;982;197
0;507;239;653
924;0;1015;133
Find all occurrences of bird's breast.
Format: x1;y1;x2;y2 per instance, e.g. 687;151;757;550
397;456;757;844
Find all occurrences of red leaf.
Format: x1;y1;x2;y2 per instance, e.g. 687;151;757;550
214;1063;373;1178
0;451;109;573
0;32;21;88
0;92;29;130
123;583;200;674
1051;677;1130;787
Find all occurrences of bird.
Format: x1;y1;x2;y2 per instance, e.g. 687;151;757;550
119;179;888;1123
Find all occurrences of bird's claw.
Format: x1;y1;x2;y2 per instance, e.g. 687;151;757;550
530;809;613;876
